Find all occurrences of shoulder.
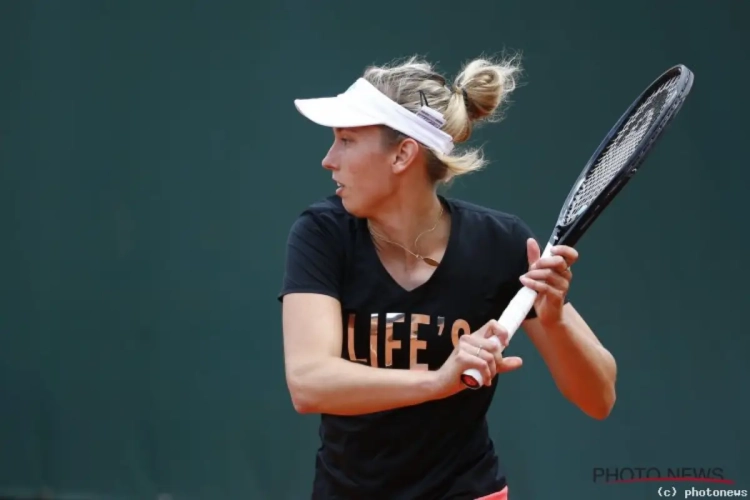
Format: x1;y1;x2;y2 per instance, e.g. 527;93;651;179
279;196;356;302
446;197;534;243
288;195;358;241
294;194;353;224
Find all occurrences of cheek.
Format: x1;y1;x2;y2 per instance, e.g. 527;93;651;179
352;161;390;197
342;154;393;216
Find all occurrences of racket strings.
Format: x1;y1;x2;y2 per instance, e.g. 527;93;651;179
560;77;680;226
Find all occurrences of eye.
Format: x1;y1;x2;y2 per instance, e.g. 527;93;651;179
339;137;351;145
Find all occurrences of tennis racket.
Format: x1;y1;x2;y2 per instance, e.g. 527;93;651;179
461;63;695;389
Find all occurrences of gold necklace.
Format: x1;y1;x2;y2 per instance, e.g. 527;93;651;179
367;204;445;267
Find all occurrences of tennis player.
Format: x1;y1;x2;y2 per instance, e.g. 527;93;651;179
278;55;617;500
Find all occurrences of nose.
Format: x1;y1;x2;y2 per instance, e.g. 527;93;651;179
321;145;337;172
321;156;336;172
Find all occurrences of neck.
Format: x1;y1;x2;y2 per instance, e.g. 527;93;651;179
367;186;446;254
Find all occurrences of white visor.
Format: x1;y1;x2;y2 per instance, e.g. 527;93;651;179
294;78;455;155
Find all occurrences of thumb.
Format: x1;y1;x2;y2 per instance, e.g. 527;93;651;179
526;238;541;268
497;356;523;373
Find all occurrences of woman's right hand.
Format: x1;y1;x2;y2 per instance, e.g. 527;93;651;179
432;320;524;398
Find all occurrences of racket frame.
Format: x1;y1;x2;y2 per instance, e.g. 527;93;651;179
551;64;695;250
460;64;694;390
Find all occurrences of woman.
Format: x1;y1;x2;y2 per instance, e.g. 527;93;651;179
278;54;617;500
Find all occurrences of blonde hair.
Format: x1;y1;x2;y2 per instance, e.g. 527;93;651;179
363;53;522;184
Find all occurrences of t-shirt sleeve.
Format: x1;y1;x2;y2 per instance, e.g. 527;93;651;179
511;216;569;320
277;210;344;302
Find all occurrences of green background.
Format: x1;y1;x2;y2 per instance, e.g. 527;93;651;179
1;1;747;499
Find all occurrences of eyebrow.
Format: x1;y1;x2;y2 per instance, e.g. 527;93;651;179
333;127;357;135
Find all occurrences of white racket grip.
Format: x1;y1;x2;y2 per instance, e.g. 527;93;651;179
461;243;554;389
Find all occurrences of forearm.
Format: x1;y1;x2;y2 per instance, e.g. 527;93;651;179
287;358;439;416
532;312;617;419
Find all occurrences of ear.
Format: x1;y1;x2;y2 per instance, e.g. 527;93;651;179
391;137;421;175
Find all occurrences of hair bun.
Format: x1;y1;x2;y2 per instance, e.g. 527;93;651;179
454;55;521;122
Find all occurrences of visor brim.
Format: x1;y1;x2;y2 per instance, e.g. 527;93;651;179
294;97;383;129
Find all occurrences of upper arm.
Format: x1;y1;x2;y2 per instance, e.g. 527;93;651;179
278;211;346;379
282;293;343;378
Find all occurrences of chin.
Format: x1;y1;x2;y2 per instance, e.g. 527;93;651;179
340;196;372;219
340;197;361;216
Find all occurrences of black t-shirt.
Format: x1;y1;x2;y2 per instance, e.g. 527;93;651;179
278;194;538;500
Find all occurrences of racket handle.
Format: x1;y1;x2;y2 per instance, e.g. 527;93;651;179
460;243;554;389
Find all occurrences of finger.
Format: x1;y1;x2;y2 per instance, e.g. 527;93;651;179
523;269;571;291
456;350;494;386
458;336;491;356
526;238;541;268
462;343;497;371
484;322;512;365
551;245;579;264
530;255;570;273
464;329;488;345
458;334;499;381
525;267;572;280
497;356;523;374
469;320;509;354
460;335;501;360
476;347;497;379
520;274;566;301
486;321;510;348
472;319;506;344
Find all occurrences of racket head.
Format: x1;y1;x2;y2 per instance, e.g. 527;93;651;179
550;64;694;248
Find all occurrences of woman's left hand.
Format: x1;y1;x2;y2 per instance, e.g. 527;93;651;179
519;238;579;326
